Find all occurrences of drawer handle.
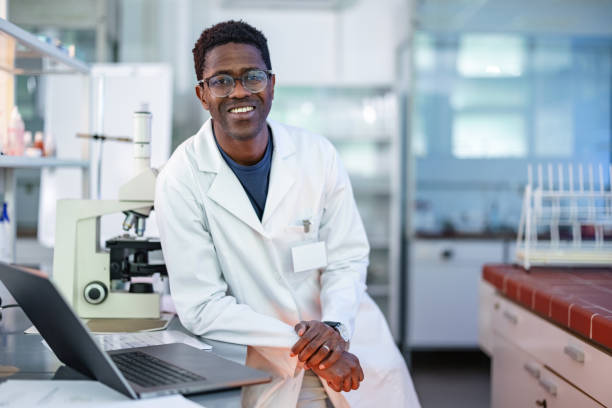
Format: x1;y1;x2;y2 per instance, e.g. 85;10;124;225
523;362;540;379
440;249;454;260
502;310;518;325
538;377;557;396
563;345;585;363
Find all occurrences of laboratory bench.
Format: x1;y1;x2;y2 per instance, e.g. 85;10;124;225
480;263;612;407
0;302;245;407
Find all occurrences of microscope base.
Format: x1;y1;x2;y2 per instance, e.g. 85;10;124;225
76;292;160;319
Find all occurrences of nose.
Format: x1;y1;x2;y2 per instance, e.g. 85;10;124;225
229;78;251;98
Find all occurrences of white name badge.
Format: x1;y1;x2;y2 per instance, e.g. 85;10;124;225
291;241;327;273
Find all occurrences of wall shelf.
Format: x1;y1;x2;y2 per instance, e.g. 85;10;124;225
0;18;89;75
0;156;89;168
0;18;91;264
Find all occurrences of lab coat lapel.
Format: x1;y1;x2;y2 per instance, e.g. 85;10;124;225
262;120;297;225
196;120;265;235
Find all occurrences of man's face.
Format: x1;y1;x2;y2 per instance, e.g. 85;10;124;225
196;42;275;141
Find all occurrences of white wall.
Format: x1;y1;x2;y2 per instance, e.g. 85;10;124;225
209;0;406;85
118;0;413;146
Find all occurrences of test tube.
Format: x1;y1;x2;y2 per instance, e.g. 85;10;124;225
527;164;533;190
537;164;543;191
548;163;554;192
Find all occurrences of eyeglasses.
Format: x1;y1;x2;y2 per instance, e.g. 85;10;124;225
198;69;273;97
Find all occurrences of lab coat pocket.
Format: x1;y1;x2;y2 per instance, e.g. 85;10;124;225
284;215;324;273
284;215;321;242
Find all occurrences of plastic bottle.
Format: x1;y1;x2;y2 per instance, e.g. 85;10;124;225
34;131;44;150
44;132;55;157
23;130;32;148
24;131;42;157
7;106;25;156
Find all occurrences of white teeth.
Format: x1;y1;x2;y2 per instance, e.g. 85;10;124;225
229;106;254;113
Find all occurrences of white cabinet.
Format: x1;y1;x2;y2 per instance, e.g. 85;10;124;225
478;278;497;356
493;289;612;406
492;334;548;408
408;240;504;347
492;333;603;408
482;281;610;407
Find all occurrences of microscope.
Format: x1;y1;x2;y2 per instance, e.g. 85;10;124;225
53;107;166;319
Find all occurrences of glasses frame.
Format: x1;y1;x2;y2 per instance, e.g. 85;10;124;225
197;69;274;97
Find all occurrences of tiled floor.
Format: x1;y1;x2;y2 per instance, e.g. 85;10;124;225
410;350;491;408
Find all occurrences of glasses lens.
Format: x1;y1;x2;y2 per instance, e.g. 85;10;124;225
208;74;234;97
243;70;268;93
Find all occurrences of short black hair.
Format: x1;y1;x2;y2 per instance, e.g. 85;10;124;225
192;20;272;81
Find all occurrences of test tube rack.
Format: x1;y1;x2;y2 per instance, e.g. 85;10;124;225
516;163;612;270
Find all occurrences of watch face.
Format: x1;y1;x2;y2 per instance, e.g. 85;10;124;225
324;321;349;341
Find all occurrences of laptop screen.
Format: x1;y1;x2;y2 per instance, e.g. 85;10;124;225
0;263;136;398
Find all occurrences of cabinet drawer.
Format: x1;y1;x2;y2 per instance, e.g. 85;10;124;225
493;333;603;408
412;240;503;265
494;294;612;407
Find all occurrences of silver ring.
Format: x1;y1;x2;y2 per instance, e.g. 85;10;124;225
321;344;330;352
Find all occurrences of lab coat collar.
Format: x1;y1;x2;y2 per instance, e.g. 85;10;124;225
261;120;297;225
197;118;297;234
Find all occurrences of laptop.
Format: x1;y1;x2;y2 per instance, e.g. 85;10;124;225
0;262;272;398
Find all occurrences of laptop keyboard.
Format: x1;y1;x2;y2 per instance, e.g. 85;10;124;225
111;351;206;388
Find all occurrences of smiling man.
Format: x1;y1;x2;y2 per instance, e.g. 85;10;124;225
155;20;420;408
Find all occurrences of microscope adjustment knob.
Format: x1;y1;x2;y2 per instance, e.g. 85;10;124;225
84;281;108;305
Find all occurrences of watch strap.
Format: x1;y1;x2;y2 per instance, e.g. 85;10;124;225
323;321;350;342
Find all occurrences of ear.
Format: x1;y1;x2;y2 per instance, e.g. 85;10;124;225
195;85;210;111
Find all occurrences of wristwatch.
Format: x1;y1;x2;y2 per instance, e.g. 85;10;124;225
323;321;350;343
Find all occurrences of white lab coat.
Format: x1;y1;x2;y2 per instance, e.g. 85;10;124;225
155;119;421;408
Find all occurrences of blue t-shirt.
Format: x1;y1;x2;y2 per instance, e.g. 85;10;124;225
214;130;273;220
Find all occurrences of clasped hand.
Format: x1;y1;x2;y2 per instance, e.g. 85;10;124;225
291;320;364;392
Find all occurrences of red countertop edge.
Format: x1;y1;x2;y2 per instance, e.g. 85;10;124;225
482;263;612;352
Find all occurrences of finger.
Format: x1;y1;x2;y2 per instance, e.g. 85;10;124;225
343;376;352;392
358;366;364;382
305;343;333;368
294;323;328;358
294;321;308;337
352;370;360;390
318;345;343;370
327;380;340;393
290;325;319;355
299;334;326;363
